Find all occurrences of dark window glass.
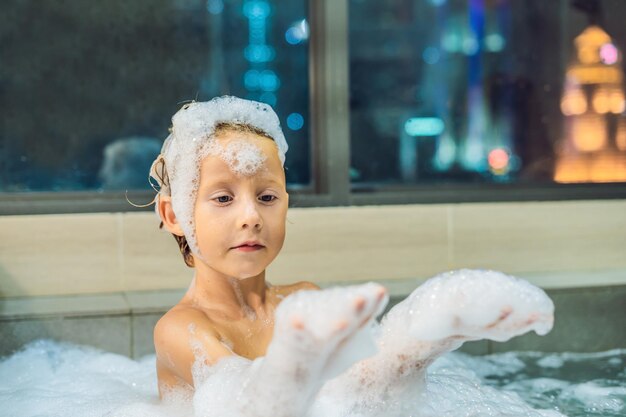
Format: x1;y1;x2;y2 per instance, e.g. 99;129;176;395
0;0;310;192
349;0;626;186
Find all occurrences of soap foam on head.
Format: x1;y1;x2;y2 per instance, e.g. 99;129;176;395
204;137;267;177
150;96;288;257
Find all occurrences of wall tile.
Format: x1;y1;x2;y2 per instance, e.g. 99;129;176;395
0;293;128;320
132;313;161;359
451;200;626;275
0;214;122;297
0;315;131;357
121;212;191;292
269;205;449;284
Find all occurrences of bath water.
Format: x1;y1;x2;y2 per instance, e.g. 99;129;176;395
1;339;624;417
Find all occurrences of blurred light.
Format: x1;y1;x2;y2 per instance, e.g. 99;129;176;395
462;36;479;55
592;89;611;114
285;28;300;45
572;114;607;151
576;26;611;64
567;67;622;85
488;148;510;172
249;19;267;43
588;88;625;114
259;70;280;91
206;0;224;14
555;153;626;183
561;89;587;116
428;0;446;6
244;45;275;63
600;43;619;65
259;92;276;107
433;134;456;170
404;117;445;136
484;33;505;52
578;45;599;64
243;0;270;19
610;90;625;114
285;19;309;45
442;33;461;53
286;112;304;131
243;69;260;91
509;154;522;171
462;140;484;170
422;47;440;65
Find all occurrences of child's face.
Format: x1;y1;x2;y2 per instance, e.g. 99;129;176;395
192;130;288;279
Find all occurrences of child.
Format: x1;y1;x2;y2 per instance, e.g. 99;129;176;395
149;96;388;399
149;96;554;417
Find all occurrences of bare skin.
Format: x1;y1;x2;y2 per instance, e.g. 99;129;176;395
154;278;317;395
154;129;319;396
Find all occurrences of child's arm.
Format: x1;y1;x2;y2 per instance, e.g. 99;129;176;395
193;283;387;417
316;270;555;415
154;308;233;391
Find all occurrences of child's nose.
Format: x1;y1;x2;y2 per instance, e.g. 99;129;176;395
239;200;263;230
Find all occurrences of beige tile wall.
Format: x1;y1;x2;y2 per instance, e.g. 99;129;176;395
451;201;626;273
1;200;625;298
0;213;123;297
268;204;449;283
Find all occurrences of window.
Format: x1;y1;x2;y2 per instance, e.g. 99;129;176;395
0;0;310;193
2;0;626;215
349;0;626;187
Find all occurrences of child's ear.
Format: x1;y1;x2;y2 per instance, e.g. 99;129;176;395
158;195;185;236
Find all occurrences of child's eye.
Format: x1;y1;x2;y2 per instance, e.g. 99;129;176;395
214;195;233;204
259;194;276;203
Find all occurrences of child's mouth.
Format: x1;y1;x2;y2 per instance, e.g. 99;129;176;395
232;242;265;252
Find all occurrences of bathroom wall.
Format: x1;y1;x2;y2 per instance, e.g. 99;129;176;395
1;200;625;357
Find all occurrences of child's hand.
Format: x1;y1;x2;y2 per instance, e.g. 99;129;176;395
382;269;554;345
269;283;388;380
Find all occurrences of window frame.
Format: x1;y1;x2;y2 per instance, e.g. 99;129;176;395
1;0;625;216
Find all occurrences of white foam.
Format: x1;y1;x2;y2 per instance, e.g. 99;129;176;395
537;354;565;368
204;138;267;176
381;269;554;344
149;96;288;257
0;343;577;417
312;270;557;417
0;271;582;417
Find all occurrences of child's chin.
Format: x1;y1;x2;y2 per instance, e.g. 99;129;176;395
232;268;265;280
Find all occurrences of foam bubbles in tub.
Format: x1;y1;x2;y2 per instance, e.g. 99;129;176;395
2;270;594;417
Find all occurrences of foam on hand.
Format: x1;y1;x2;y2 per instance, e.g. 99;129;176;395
149;96;288;257
314;270;557;417
381;269;555;344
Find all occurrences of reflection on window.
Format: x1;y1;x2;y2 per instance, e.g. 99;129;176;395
349;0;626;186
556;25;626;182
0;0;309;192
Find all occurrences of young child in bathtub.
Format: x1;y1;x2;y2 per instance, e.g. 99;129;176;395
151;96;325;393
149;96;555;417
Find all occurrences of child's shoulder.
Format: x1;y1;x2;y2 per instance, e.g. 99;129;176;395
153;305;234;387
154;305;220;349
